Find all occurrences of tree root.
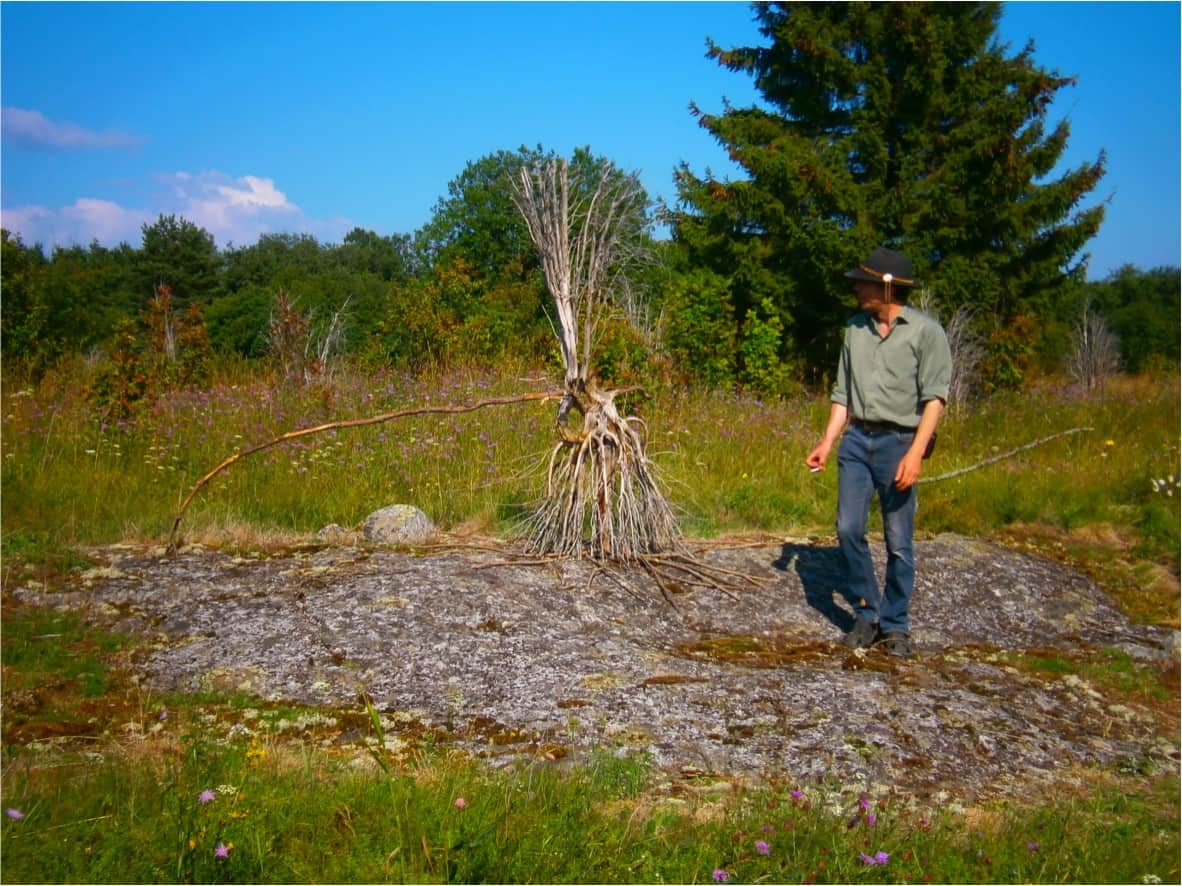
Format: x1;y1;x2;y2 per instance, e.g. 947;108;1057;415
460;542;767;612
518;382;680;561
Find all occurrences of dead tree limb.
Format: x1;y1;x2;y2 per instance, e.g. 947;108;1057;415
166;391;561;552
919;427;1094;485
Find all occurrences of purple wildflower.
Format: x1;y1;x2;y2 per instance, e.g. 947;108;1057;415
712;869;729;882
859;794;870;811
198;789;216;804
158;710;168;721
866;812;877;827
5;808;24;820
790;789;803;800
755;839;770;855
860;850;890;866
214;843;230;858
1027;841;1040;852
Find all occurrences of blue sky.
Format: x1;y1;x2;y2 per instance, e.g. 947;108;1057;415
1;2;1178;279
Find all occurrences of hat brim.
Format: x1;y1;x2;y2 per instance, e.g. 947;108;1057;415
844;268;917;287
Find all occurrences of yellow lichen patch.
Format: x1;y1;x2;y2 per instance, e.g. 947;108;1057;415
579;671;630;690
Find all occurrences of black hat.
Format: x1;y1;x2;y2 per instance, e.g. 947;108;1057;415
845;247;917;288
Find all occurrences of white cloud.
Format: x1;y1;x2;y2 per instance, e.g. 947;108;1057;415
2;200;148;248
163;171;302;245
2;171;354;251
2;107;146;150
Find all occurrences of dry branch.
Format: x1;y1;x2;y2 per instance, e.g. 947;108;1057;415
919;427;1094;485
166;391;561;552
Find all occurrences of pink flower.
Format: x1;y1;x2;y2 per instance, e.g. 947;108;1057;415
755;839;770;855
214;843;230;858
453;797;467;809
712;869;729;882
5;808;24;821
198;789;216;804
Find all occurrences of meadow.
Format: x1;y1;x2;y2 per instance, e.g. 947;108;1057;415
1;358;1179;883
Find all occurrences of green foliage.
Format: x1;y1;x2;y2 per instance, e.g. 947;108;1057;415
415;146;545;279
0;229;52;368
738;296;794;396
660;268;737;387
136;215;221;307
592;315;655;387
1082;264;1180;372
1;231;140;373
205;285;272;357
673;1;1106;377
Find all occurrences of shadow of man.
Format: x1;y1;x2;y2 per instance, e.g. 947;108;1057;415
772;542;858;633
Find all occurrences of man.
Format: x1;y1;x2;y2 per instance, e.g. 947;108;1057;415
805;247;952;658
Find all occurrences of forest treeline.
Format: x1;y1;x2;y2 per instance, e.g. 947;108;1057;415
2;3;1179;403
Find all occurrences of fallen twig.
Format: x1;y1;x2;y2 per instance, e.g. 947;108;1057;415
919;427;1094;484
166;391;561;552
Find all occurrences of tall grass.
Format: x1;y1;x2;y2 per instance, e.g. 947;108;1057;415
2;358;1178;591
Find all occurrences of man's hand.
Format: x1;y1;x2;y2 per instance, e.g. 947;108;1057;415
806;442;831;472
808;402;849;473
894;449;924;490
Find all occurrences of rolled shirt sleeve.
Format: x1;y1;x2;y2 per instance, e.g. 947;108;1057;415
917;316;952;405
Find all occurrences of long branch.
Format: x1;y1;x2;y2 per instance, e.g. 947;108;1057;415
919;427;1094;485
166;391;561;552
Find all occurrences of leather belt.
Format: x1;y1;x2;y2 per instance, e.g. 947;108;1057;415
851;418;915;434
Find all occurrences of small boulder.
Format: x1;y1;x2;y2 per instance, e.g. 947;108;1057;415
316;523;348;542
363;505;435;546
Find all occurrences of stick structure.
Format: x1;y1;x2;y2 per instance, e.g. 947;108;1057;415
166;391;561;551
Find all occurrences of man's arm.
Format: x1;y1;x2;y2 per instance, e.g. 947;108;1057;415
806;402;849;471
894;397;944;490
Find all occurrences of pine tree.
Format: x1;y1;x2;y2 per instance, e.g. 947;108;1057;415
672;1;1106;376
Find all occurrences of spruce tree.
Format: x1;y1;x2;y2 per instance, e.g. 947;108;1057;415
672;1;1106;376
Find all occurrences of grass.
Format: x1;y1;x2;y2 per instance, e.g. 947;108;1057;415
2;357;1179;882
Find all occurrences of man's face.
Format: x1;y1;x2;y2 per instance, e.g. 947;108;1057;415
854;279;887;311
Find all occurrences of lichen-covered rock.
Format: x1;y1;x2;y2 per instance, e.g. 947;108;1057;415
362;505;434;545
16;534;1178;801
316;523;348;541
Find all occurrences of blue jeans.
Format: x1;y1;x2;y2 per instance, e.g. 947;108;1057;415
835;423;917;636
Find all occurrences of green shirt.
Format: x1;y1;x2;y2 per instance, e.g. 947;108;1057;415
831;305;952;428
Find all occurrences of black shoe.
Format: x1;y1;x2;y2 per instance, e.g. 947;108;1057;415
880;632;913;658
841;616;880;649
